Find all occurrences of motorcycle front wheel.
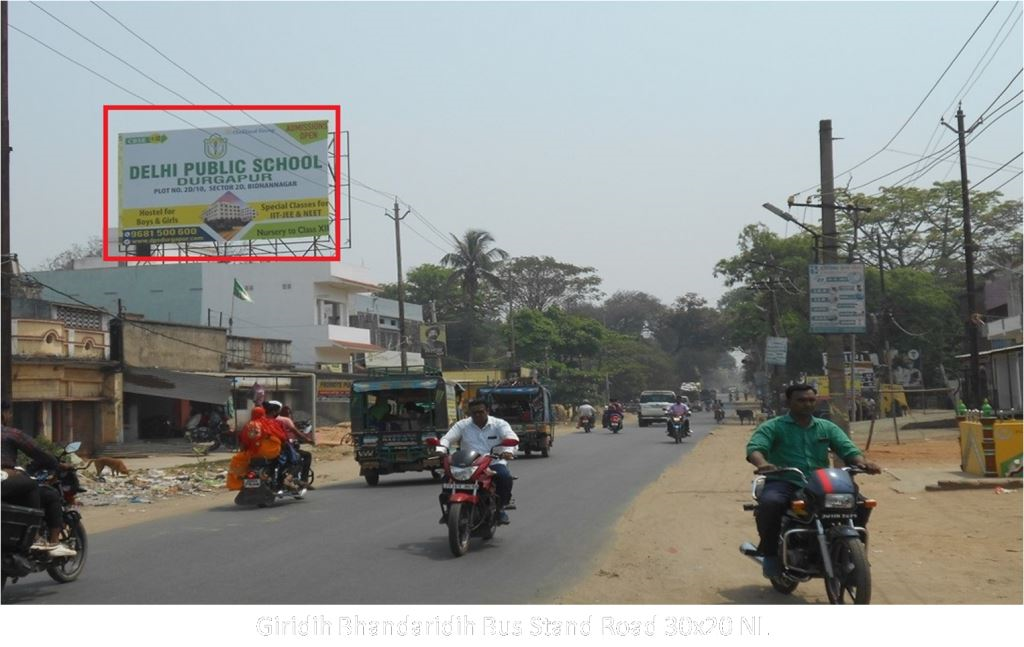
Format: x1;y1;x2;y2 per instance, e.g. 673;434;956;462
447;503;471;557
825;537;871;604
47;520;87;583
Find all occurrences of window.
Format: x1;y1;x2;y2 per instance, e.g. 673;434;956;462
282;283;292;290
55;306;101;330
44;332;58;344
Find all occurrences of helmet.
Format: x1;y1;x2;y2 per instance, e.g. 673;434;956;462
264;400;283;414
582;401;590;406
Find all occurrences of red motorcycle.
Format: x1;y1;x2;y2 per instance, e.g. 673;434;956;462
608;411;623;433
425;437;519;557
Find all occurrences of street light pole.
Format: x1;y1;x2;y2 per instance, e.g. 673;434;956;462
763;203;820;263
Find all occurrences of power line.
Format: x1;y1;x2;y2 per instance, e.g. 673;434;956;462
22;273;234;359
89;1;316;161
990;170;1023;193
971;152;1024;190
31;2;330;189
794;0;1001;196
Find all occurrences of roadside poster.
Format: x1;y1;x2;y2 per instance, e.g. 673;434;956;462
317;379;352;401
765;336;788;366
119;120;330;245
808;264;866;334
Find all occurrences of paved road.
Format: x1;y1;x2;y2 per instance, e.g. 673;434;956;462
5;412;714;604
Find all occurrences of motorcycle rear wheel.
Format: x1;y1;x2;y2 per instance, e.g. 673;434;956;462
826;537;871;604
46;520;87;583
447;503;471;557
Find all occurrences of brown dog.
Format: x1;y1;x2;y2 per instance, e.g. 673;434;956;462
81;457;131;477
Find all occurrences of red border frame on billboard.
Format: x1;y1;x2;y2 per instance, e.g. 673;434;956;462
103;104;342;263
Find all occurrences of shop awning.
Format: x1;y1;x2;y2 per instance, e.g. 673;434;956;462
124;368;232;405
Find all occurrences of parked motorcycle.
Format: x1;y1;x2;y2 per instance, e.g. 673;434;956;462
184;413;229;452
579;415;594;433
608;412;623;433
426;436;519;557
233;456;307;508
739;466;877;604
2;441;88;591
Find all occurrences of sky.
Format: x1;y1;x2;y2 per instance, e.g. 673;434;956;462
7;0;1023;308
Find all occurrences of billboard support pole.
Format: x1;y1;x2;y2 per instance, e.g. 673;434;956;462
1;2;12;404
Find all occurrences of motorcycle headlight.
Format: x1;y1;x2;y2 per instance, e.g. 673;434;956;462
824;493;855;509
361;435;378;446
450;465;477;481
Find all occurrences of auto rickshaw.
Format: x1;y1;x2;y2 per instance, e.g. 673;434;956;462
350;369;464;485
478;382;554;457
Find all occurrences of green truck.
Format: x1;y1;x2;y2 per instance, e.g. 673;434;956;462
350;369;465;485
478;382;554;457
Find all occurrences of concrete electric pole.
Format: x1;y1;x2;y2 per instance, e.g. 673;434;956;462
820;120;850;433
942;105;982;407
388;199;410;371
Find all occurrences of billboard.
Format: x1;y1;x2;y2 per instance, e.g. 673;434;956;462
420;324;447;358
808;264;866;334
118;120;330;247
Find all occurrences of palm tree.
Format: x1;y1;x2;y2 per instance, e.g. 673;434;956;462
441;229;509;362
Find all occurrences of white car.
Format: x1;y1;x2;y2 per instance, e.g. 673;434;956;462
638;390;680;427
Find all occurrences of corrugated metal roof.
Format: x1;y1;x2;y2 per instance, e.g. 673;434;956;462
124;367;232;404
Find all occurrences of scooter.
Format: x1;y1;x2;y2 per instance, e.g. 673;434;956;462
608;412;623;433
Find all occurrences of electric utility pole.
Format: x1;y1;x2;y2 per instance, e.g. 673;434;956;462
388;199;410;371
2;2;12;404
820;120;850;433
942;105;982;407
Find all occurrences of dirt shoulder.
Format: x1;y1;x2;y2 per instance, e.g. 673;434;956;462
82;446;362;535
550;417;1023;604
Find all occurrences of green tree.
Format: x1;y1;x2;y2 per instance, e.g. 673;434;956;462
441;230;509;362
501;256;603;311
378;263;462;321
600;291;666;337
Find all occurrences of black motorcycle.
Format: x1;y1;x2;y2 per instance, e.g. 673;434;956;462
740;466;877;604
714;407;726;423
666;412;690;443
2;442;88;591
234;454;307;508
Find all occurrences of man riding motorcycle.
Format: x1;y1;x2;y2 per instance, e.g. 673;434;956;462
436;399;519;524
665;396;690;437
1;401;76;557
602;398;624;429
264;401;314;491
577;401;597;430
745;384;881;577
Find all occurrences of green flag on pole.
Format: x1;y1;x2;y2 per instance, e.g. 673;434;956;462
233;279;253;303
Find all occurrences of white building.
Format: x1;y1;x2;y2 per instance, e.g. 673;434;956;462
33;261;424;370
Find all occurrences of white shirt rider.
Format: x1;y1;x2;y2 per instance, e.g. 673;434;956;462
438;412;519;466
578;403;597;419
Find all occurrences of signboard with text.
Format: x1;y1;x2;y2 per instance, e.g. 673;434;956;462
765;336;788;366
118;120;330;246
808;264;866;334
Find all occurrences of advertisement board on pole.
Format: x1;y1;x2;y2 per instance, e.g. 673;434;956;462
808;264;866;334
420;324;448;358
765;336;788;366
118;120;330;246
